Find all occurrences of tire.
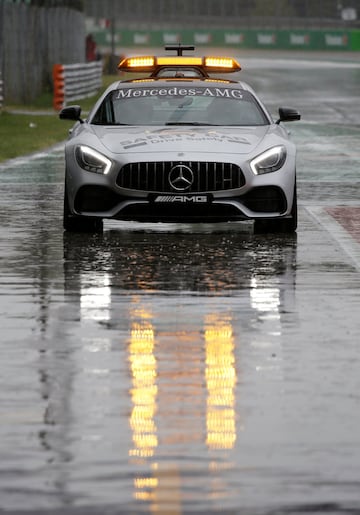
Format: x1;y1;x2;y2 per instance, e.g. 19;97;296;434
254;183;297;234
63;184;103;233
281;184;297;233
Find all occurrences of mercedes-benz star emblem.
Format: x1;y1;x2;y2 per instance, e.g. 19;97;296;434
168;164;194;191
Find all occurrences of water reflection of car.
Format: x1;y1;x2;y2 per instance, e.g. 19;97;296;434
60;45;300;234
63;228;297;298
62;228;297;510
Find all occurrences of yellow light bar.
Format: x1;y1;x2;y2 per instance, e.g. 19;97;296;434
205;78;231;84
131;78;156;83
205;57;241;71
118;56;155;71
118;55;241;73
157;56;203;66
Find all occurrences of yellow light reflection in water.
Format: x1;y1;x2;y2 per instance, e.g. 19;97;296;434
205;315;236;450
129;315;158;459
128;305;238;509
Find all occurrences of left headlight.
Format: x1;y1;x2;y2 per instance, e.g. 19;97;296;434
250;145;286;175
75;145;112;175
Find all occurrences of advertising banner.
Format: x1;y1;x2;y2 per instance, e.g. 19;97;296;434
93;28;360;52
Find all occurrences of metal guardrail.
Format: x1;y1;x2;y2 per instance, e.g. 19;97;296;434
52;61;102;110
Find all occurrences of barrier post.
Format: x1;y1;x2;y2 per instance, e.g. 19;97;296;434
52;62;103;111
52;64;65;111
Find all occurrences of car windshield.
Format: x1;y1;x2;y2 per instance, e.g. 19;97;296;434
91;85;269;126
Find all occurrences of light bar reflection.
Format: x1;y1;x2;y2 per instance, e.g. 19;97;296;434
129;313;158;460
205;314;236;450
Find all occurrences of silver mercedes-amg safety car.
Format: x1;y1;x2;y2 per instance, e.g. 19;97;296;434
60;46;300;233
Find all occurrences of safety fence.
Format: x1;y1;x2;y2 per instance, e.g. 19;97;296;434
52;61;103;110
0;2;85;104
93;27;360;52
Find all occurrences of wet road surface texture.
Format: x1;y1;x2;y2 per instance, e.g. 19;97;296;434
0;51;360;514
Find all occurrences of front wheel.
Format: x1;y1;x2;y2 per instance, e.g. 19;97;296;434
254;183;297;234
63;184;103;233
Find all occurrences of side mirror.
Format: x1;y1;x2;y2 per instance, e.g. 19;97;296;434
276;107;301;124
59;105;83;123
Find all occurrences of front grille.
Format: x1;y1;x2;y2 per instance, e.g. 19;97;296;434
116;161;245;192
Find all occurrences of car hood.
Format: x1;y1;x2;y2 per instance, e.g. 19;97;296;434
93;126;271;155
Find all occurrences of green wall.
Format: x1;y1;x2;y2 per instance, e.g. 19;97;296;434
93;28;360;52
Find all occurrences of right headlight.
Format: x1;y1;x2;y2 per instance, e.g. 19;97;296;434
250;145;286;175
75;145;112;175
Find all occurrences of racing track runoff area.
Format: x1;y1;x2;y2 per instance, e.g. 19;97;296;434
0;50;360;515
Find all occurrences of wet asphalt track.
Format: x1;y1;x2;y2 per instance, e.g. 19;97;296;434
1;51;360;514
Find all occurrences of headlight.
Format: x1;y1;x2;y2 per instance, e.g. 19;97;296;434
75;145;112;175
250;146;286;175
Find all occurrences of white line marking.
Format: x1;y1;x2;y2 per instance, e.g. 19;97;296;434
0;143;64;170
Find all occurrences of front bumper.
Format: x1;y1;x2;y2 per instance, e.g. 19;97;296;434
65;150;296;223
72;184;289;223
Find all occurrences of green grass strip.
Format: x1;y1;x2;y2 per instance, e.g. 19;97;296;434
0;75;124;163
0;112;74;162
